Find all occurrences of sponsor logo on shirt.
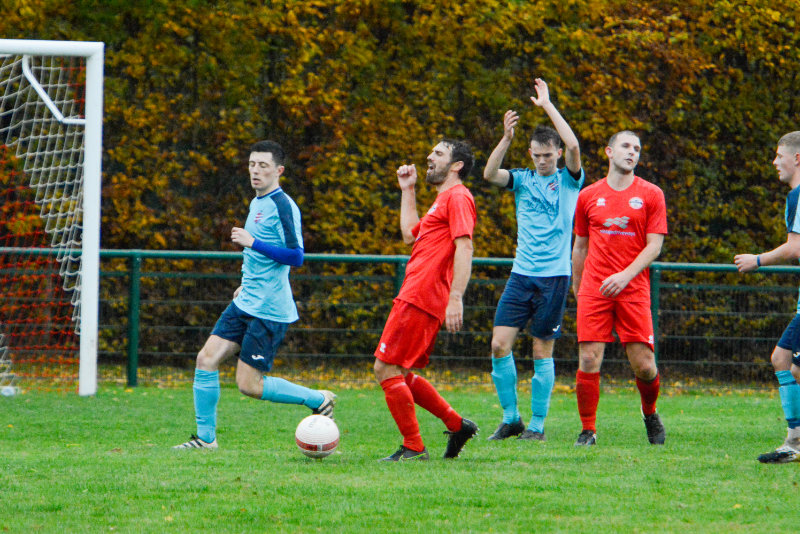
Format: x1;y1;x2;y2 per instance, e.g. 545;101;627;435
629;197;644;209
601;216;635;236
603;216;630;229
427;202;439;215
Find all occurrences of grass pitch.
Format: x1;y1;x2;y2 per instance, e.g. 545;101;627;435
2;383;797;533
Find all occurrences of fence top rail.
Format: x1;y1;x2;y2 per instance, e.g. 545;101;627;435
1;249;799;272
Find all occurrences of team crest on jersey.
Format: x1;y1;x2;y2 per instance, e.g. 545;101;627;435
628;197;644;209
548;180;558;192
254;211;264;224
427;202;439;215
596;197;606;207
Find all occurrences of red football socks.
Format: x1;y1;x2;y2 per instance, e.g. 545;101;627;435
636;373;660;416
381;375;424;452
405;372;462;432
576;370;600;432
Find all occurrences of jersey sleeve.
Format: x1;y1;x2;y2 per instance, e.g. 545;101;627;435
574;190;589;237
506;168;525;191
411;221;421;239
448;189;476;240
645;186;668;235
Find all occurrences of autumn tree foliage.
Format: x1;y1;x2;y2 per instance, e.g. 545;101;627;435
1;0;799;262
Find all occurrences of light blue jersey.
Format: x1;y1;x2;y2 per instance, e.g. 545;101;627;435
507;166;584;276
233;188;303;323
785;185;800;312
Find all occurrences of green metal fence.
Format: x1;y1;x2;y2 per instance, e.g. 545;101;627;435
90;250;800;386
2;247;794;386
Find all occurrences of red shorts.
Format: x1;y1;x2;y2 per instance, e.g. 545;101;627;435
374;299;441;369
577;296;654;350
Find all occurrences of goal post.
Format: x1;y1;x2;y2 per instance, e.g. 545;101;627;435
0;39;104;396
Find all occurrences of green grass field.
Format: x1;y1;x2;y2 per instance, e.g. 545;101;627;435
2;383;798;533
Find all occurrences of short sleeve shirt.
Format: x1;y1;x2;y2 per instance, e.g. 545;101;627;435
574;176;667;302
507;167;584;276
785;186;800;311
233;188;303;322
396;184;477;321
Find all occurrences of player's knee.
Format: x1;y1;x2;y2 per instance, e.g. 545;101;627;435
770;349;792;371
490;337;512;357
196;346;216;370
235;372;261;399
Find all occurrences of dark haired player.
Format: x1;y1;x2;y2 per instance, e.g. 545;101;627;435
483;79;584;442
174;140;335;449
374;139;479;461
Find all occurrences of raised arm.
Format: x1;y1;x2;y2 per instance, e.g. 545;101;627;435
397;164;420;245
483;110;518;187
531;78;581;175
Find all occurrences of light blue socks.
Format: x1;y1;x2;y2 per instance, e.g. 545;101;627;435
529;358;555;433
261;376;324;409
777;370;800;429
491;353;520;424
193;368;220;443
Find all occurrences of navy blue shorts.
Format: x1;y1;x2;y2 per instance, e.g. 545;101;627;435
493;273;570;340
777;314;800;367
211;302;289;372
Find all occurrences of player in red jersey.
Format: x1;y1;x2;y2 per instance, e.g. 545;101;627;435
571;130;668;446
374;138;479;461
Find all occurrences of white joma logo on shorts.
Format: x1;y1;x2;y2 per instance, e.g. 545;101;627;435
380;343;386;353
251;355;265;361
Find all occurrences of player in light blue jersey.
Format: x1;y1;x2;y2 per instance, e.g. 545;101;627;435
483;79;584;441
735;131;800;463
174;140;336;450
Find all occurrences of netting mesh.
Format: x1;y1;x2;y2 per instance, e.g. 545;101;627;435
0;54;86;389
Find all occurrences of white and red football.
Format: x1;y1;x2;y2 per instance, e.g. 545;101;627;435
295;414;339;459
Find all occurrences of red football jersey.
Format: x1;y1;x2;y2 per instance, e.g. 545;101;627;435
574;176;667;301
396;184;477;321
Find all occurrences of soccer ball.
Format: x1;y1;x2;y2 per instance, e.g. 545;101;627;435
295;414;339;459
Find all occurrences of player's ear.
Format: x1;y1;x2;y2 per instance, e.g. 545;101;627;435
277;165;285;177
450;160;464;173
605;145;613;158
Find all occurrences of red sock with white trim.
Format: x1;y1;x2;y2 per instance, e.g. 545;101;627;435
405;372;462;432
576;370;600;432
381;375;424;452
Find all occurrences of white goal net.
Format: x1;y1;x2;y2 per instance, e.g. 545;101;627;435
0;40;103;395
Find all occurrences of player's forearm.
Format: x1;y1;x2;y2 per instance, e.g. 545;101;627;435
399;187;419;244
622;241;663;280
450;238;474;300
571;238;588;294
760;239;800;265
483;137;512;186
541;102;581;172
251;240;304;267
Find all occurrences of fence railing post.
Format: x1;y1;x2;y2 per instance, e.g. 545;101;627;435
393;259;407;295
651;265;661;363
126;252;142;387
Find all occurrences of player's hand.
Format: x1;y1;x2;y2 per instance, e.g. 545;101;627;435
445;296;463;333
231;227;255;248
396;164;417;190
502;110;519;140
734;253;759;273
599;272;632;298
530;78;551;108
233;285;242;299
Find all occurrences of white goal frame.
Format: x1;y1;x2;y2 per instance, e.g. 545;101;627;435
0;39;104;396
